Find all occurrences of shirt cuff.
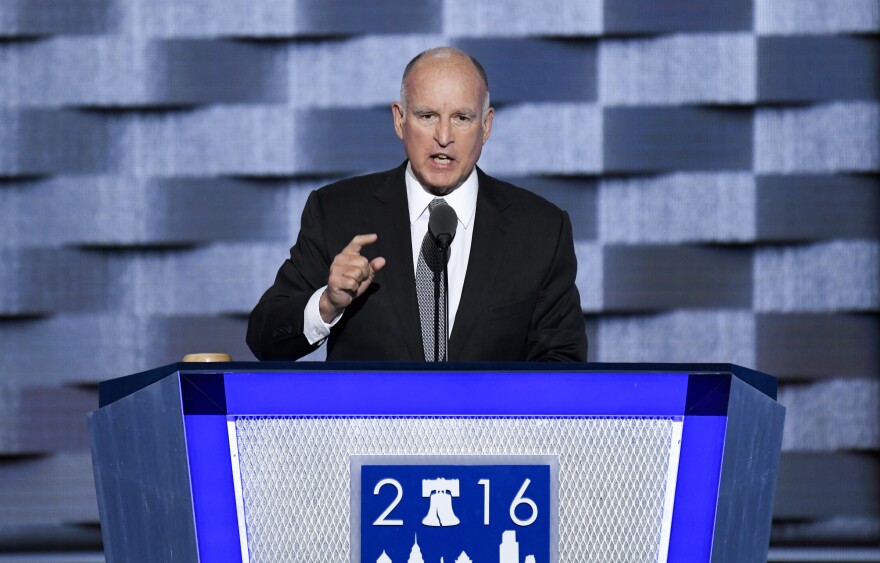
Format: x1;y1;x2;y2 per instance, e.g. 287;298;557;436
303;286;343;345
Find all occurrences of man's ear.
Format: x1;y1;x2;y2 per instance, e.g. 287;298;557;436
391;102;405;140
481;107;494;145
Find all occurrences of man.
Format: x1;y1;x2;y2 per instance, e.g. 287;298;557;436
247;47;587;362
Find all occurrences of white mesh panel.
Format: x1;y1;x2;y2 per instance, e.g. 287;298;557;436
234;416;678;563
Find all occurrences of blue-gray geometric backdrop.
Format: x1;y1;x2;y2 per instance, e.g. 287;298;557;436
0;0;877;558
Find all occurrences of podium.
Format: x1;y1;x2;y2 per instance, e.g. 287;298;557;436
89;362;784;562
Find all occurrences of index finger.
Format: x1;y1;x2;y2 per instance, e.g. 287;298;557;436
342;233;378;255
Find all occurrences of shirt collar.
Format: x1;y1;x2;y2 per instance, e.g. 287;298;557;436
405;162;478;229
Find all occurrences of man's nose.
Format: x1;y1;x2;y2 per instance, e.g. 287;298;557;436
434;120;453;147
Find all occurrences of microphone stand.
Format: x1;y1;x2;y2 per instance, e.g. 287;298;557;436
433;266;441;362
432;244;450;362
442;245;450;362
428;203;457;362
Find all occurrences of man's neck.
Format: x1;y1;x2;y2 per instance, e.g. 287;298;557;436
405;162;479;229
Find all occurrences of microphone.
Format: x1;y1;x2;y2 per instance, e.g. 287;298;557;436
428;203;458;250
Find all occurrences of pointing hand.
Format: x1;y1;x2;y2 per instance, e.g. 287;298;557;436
320;234;386;323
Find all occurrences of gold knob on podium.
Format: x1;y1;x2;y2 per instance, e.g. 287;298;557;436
182;353;232;362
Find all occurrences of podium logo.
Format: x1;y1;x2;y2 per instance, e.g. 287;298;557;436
352;456;557;563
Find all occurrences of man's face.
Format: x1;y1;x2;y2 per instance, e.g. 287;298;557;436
392;57;494;196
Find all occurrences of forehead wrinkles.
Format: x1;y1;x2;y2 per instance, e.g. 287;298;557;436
406;81;484;118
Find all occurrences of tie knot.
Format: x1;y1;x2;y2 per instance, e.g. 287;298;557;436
428;198;446;212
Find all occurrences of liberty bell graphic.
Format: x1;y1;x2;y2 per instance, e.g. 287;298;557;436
421;478;460;526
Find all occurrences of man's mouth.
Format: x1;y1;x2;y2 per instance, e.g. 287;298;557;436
431;154;454;164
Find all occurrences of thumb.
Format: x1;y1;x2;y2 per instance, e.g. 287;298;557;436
356;257;386;298
370;257;387;274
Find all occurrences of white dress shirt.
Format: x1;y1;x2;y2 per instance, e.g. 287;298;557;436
303;163;478;346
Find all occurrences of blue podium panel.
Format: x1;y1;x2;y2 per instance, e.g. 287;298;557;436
90;363;784;563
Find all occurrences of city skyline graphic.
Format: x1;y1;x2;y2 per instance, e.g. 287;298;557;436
374;530;536;563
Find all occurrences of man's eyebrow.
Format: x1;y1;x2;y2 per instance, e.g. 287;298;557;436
410;107;477;116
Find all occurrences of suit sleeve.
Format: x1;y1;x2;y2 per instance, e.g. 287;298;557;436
247;190;331;360
525;210;588;361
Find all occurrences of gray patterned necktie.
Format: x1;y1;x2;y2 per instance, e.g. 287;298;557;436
416;198;450;361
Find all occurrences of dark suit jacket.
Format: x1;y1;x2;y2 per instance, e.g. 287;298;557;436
247;162;587;361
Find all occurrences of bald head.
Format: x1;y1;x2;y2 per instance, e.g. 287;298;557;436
400;47;491;119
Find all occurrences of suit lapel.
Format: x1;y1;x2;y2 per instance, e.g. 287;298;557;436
449;169;510;359
372;164;424;361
